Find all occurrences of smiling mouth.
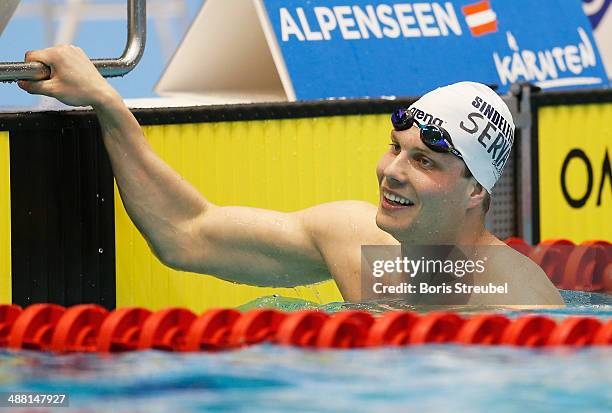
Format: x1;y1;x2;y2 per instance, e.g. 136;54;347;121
382;191;415;207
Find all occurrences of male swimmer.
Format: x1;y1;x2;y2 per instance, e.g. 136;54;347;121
18;46;564;307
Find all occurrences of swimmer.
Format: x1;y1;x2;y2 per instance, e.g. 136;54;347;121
18;45;564;307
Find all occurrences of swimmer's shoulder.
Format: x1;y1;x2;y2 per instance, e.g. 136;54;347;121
480;241;565;306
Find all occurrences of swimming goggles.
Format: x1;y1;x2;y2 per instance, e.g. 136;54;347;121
391;108;463;159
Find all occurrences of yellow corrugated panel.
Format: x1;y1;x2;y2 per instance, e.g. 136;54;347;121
538;103;612;243
0;132;11;304
115;115;389;312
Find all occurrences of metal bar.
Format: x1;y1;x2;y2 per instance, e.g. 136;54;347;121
0;0;146;82
510;83;540;245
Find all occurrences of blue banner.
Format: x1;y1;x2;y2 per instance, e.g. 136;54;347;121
263;0;610;100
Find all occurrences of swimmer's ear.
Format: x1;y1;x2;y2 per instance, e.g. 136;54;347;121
466;180;487;210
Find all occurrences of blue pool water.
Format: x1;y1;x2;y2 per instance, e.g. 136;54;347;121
1;290;611;413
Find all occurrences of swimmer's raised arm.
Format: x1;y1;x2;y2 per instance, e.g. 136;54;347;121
17;45;350;287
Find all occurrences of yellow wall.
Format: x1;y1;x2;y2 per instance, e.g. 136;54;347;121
0;132;11;304
538;104;612;243
115;115;390;312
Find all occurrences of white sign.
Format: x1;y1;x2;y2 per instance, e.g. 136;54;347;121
583;0;612;79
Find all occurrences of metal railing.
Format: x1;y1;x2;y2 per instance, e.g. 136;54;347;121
0;0;146;82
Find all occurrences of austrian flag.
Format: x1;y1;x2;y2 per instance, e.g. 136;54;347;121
462;0;498;36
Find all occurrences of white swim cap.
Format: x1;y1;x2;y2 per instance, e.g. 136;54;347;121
408;81;515;193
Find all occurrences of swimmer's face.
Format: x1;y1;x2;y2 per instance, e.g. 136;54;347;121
375;126;477;243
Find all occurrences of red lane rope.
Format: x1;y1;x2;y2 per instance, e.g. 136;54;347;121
1;304;610;352
0;238;609;352
505;238;611;293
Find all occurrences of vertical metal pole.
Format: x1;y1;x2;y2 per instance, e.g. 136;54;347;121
511;83;540;245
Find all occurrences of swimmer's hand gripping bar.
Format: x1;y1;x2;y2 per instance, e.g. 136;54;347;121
0;0;146;82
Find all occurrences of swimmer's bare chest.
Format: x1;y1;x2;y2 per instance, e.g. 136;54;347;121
322;246;364;302
319;223;397;301
305;200;400;301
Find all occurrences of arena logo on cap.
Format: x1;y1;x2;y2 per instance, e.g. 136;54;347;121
493;29;604;89
408;107;444;126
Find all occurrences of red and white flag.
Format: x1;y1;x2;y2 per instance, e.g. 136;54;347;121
462;1;498;37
